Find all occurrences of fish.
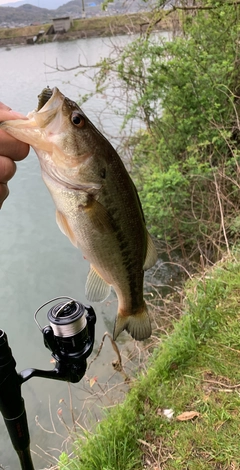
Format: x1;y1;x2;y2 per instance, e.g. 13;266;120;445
0;87;157;341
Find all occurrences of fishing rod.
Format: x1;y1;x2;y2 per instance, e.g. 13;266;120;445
0;297;96;470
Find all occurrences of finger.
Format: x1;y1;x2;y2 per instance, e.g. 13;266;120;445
0;105;29;161
0;183;9;209
0;130;29;161
0;156;16;183
0;102;12;112
0;110;28;121
0;102;27;120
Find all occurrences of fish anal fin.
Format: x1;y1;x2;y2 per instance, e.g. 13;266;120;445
113;302;152;341
85;265;111;302
56;210;78;247
143;232;158;271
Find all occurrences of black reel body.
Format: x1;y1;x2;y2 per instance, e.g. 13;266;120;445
44;301;95;363
42;300;96;382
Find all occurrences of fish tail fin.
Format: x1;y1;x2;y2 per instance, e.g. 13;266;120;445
113;302;152;341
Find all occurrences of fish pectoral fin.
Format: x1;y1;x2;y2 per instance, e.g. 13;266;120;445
83;199;113;234
113;302;152;341
85;265;111;302
143;232;158;270
56;210;78;248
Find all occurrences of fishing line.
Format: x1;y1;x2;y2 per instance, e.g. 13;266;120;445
42;0;49;86
49;300;87;338
34;296;87;337
36;0;49;86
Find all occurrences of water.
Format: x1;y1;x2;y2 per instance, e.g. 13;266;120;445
0;33;174;469
0;35;139;469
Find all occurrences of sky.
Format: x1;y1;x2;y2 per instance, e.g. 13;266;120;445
0;0;19;4
0;0;67;6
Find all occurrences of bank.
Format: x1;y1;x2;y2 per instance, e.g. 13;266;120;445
57;249;240;469
0;12;179;48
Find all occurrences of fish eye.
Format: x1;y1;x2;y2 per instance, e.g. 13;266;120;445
71;112;85;128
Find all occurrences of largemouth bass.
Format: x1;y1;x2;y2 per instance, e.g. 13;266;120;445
0;87;157;340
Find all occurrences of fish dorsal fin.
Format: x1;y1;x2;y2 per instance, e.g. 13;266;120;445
56;210;78;248
143;232;158;271
85;265;111;302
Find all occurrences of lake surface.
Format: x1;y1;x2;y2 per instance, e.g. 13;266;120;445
0;32;171;469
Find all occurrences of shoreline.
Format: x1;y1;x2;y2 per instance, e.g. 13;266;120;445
0;12;180;48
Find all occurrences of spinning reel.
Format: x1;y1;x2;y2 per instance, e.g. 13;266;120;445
0;297;96;470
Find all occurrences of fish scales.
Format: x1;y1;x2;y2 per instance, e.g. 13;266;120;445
0;87;158;340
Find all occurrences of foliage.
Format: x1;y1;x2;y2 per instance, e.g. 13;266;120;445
92;0;240;259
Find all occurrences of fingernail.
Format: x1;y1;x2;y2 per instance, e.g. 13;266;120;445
0;185;9;208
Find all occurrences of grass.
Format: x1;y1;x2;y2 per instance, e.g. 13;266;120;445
57;249;240;470
0;23;50;39
71;13;152;32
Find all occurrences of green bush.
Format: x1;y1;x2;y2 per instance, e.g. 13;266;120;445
95;1;240;258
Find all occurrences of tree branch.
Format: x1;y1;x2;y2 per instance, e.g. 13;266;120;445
174;0;240;10
140;1;240;32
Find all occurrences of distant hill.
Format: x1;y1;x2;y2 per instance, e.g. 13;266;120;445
0;3;53;24
0;0;150;26
0;1;103;25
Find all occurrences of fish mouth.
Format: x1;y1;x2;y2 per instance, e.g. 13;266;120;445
28;87;65;129
36;87;65;116
37;87;54;110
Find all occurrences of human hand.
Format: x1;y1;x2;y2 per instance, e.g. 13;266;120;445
0;103;29;208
